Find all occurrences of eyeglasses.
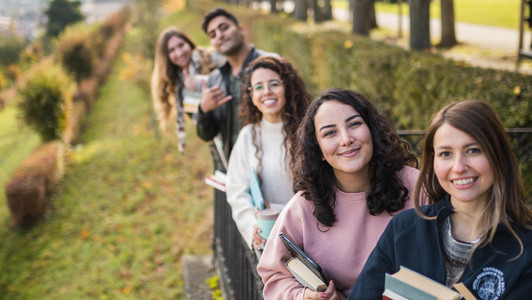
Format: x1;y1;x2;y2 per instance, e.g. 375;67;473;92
249;79;284;96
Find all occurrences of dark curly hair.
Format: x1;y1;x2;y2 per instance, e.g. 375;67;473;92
293;88;418;227
240;56;312;181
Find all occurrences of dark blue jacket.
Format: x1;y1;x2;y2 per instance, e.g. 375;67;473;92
349;196;532;300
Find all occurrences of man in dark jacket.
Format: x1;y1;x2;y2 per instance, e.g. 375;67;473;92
196;8;277;169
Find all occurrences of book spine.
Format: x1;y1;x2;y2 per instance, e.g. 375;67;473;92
205;177;226;192
385;274;437;300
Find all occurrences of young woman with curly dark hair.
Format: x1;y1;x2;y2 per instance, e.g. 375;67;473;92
258;88;419;299
225;56;311;251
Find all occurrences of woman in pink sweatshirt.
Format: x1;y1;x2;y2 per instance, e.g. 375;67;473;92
257;88;420;300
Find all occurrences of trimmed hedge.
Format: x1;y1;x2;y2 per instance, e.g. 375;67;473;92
55;24;97;82
5;142;64;227
4;9;129;227
17;58;74;142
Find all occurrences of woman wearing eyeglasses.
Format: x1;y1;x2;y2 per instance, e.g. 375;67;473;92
225;56;312;251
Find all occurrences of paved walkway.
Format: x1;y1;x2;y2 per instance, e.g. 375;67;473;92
333;9;531;54
332;8;532;73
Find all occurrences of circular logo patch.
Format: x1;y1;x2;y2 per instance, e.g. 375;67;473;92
472;267;505;300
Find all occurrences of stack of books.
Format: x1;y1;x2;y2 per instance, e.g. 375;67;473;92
204;170;226;192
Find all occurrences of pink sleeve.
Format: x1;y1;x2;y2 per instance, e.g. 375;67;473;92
401;166;430;206
257;192;308;300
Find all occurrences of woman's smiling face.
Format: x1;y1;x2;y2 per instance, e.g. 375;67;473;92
167;35;192;68
250;68;286;123
433;123;494;207
314;100;373;181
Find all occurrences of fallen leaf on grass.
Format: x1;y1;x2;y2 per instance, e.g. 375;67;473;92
81;230;90;239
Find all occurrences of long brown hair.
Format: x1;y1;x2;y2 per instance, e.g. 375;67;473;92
240;56;312;181
414;100;532;256
294;88;418;227
151;27;195;129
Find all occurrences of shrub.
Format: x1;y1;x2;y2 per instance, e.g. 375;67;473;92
17;58;75;142
99;8;129;40
0;34;27;67
55;23;97;81
5;141;64;227
19;42;44;70
92;8;129;60
244;11;532;130
0;71;6;90
4;64;21;83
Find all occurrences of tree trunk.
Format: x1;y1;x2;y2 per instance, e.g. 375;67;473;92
322;0;333;20
352;0;373;35
369;1;377;29
270;0;278;13
294;0;308;21
311;0;324;23
349;0;354;22
409;0;431;50
438;0;458;47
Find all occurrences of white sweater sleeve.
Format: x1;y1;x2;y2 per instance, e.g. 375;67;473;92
226;126;257;249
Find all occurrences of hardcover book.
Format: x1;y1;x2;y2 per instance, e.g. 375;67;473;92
249;167;265;210
286;257;327;292
384;266;476;300
280;232;328;292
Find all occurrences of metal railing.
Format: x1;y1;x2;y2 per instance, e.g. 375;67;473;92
211;129;532;300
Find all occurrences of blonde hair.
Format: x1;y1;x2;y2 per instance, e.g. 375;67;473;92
151;27;195;129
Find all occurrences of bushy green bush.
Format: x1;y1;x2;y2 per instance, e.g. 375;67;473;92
91;8;129;60
17;58;74;141
18;42;44;71
0;35;27;67
55;23;96;81
99;8;129;40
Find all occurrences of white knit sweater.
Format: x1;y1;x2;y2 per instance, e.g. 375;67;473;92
226;118;294;248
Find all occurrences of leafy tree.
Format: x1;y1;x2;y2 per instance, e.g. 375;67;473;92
44;0;85;40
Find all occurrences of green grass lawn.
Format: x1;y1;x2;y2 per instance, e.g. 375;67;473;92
333;0;520;29
0;24;214;299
